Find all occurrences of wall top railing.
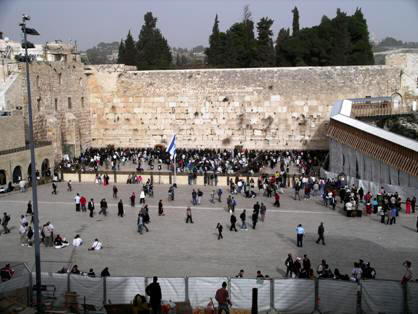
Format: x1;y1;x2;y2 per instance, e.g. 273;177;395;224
0;141;52;156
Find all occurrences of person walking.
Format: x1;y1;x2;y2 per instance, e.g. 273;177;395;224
158;200;164;216
230;213;237;232
416;216;418;233
74;193;81;212
80;195;87;212
192;189;197;205
130;192;136;207
117;199;124;217
240;210;247;230
99;198;108;216
412;196;416;214
285;254;294;278
137;213;145;234
252;210;258;230
52;182;57;195
296;224;304;247
197;189;203;205
216;223;223;240
260;203;266;222
316;222;325;245
186;207;193;223
2;212;10;234
146;276;162;314
215;282;232;314
67;180;72;192
217;188;223;202
139;189;146;204
113;186;118;199
274;191;281;207
88;199;95;218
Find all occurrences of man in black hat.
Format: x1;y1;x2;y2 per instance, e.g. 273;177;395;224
146;276;162;314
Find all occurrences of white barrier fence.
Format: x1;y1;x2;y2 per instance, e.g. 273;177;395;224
1;272;417;313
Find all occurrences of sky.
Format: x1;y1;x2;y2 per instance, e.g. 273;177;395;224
0;0;417;51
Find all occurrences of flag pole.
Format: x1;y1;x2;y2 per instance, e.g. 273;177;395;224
173;152;176;185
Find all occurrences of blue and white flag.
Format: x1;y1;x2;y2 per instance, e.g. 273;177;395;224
166;135;176;159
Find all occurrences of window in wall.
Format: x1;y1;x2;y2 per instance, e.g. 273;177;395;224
58;73;62;85
68;97;72;109
81;97;84;108
37;97;41;111
54;98;58;111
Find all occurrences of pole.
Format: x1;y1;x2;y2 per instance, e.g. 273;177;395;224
22;18;42;312
173;153;176;185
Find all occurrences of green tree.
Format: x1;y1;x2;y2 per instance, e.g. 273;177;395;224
255;17;275;67
117;40;126;64
136;12;172;70
206;14;224;66
124;31;138;66
275;28;291;66
347;8;374;65
292;6;300;35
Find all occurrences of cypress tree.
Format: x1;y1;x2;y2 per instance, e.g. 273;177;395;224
117;39;126;64
347;8;374;65
255;17;275;67
275;28;291;66
292;6;300;36
137;12;172;70
206;14;224;66
124;31;138;67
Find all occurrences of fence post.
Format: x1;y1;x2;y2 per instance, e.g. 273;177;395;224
402;283;410;314
185;276;189;302
270;279;274;311
251;287;258;314
67;273;71;292
356;281;362;314
103;276;107;305
311;277;322;314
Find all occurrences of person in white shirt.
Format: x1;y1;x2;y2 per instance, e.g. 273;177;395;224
19;223;28;246
72;234;83;247
20;215;28;226
74;193;81;212
88;238;102;251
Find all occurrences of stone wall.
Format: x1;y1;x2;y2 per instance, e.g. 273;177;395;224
21;62;90;159
0;114;26;150
87;65;401;150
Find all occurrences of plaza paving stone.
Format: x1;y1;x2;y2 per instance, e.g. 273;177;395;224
0;181;416;280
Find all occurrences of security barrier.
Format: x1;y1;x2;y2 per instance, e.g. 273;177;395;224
1;271;417;313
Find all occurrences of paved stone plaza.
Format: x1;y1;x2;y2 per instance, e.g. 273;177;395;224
0;182;417;280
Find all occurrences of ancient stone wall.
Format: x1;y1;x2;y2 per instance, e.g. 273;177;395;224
20;62;90;160
87;65;401;150
0;114;26;150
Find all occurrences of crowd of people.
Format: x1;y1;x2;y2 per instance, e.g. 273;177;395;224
58;147;326;176
284;254;377;281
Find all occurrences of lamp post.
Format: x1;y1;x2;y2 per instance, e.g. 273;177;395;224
20;14;42;312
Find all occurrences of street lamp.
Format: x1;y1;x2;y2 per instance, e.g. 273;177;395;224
20;14;42;312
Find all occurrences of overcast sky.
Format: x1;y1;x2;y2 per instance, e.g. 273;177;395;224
1;0;417;51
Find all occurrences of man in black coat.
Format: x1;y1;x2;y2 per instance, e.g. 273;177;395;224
146;276;162;314
230;213;237;232
316;222;325;245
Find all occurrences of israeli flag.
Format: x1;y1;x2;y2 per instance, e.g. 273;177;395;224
166;135;176;159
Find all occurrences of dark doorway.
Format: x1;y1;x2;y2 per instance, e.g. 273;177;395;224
41;159;50;177
12;166;22;183
0;170;6;185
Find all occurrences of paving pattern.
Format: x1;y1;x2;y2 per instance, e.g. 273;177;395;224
0;182;416;280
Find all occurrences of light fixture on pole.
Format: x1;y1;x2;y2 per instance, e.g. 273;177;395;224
20;14;42;312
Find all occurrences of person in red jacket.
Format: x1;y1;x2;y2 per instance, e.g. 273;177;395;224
80;195;87;212
274;191;280;207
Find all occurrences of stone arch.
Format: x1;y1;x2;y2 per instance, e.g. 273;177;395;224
41;159;50;177
12;166;22;183
391;93;403;109
0;170;6;185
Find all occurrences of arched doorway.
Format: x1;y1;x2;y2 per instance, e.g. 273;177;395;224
0;170;6;185
12;166;22;183
41;159;50;177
